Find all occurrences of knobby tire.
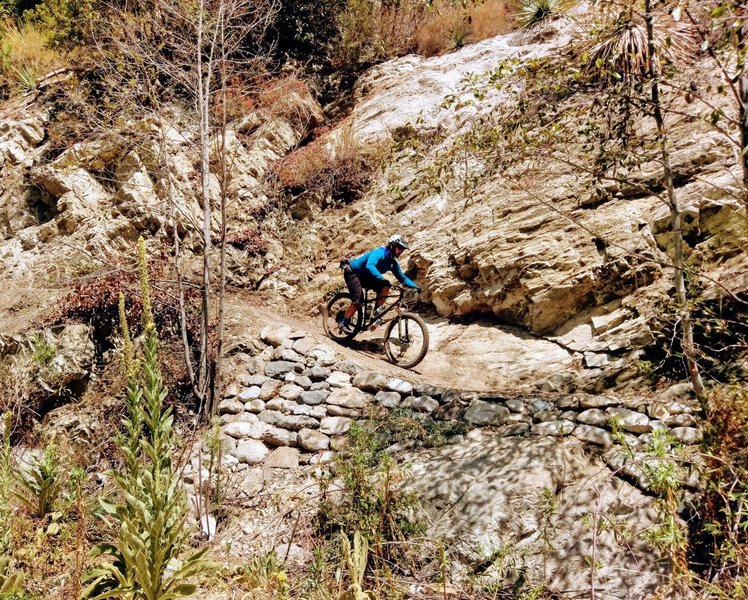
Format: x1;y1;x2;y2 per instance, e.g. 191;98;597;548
322;292;362;343
383;312;429;369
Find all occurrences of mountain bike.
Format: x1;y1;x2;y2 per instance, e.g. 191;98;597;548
322;286;429;369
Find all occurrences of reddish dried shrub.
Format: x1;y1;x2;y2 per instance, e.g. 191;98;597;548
51;251;199;355
270;127;383;205
224;228;268;255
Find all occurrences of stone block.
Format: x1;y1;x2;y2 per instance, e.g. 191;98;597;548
297;428;330;451
464;400;509;426
234;440;269;464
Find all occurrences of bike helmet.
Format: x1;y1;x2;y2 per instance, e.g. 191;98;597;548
387;234;409;250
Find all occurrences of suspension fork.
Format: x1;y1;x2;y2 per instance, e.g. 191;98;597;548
396;303;408;341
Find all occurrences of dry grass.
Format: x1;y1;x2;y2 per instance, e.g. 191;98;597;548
415;0;514;56
0;21;62;94
271;125;386;206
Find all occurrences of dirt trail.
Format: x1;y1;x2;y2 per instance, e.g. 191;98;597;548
0;281;574;395
225;290;575;394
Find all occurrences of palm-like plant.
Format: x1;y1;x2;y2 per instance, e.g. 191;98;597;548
578;5;694;82
514;0;575;29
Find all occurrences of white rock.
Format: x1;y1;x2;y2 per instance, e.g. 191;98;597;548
320;416;352;436
234;440;269;464
297;428;330;451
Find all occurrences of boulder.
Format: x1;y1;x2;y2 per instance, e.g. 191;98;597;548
607;407;651;434
308;366;332;380
671;427;703;444
265;447;300;469
579;394;622;409
413;383;444;398
577;409;608;427
264;360;300;378
531;420;576;437
352;371;390;392
327;371;352;387
387;378;413;395
326;387;371;410
223;420;266;440
234;440;269;465
300;390;330;405
573;425;614;447
260;325;293;347
238;386;262;401
333;360;360;375
464;400;510;426
279;383;304;401
401;395;439;414
218;399;245;415
244;399;265;413
320;416;352;436
262;426;296;447
259;379;283;400
375;391;402;408
297;428;330;451
259;411;320;431
291;337;316;356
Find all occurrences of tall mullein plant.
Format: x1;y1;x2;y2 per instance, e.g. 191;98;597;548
82;238;212;600
0;411;23;595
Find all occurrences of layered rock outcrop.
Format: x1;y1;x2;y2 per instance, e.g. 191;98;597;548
291;11;748;392
0;88;323;287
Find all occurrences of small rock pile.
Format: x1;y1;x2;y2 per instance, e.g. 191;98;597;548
187;326;703;494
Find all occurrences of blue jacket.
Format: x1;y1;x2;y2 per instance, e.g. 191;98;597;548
349;246;417;288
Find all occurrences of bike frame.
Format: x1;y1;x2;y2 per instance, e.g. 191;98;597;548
357;286;407;331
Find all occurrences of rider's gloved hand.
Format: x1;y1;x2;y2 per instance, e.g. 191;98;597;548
414;286;422;294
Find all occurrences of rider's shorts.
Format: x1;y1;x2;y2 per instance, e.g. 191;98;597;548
343;268;388;304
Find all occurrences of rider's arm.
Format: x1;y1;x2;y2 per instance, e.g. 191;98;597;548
365;248;387;281
392;258;417;288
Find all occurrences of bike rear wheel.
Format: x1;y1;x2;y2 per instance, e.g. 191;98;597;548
383;312;429;369
322;293;363;342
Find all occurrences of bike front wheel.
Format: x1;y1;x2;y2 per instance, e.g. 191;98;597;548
322;293;363;342
383;312;429;369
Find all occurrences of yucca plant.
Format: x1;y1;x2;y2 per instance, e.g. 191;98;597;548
578;5;694;83
13;439;64;518
514;0;574;29
82;238;213;600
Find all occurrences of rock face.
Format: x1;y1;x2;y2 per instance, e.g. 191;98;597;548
0;86;323;290
290;14;747;393
405;436;669;598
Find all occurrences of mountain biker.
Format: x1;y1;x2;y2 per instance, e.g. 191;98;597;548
338;234;420;334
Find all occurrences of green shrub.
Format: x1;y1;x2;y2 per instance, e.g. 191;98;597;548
30;334;55;369
23;0;97;48
316;416;428;577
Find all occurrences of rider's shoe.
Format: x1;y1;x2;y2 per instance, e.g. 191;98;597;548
341;322;356;334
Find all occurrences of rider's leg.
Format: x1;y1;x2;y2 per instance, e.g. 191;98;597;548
341;269;363;327
375;284;390;308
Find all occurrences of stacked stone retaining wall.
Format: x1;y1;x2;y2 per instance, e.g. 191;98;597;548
189;326;703;494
